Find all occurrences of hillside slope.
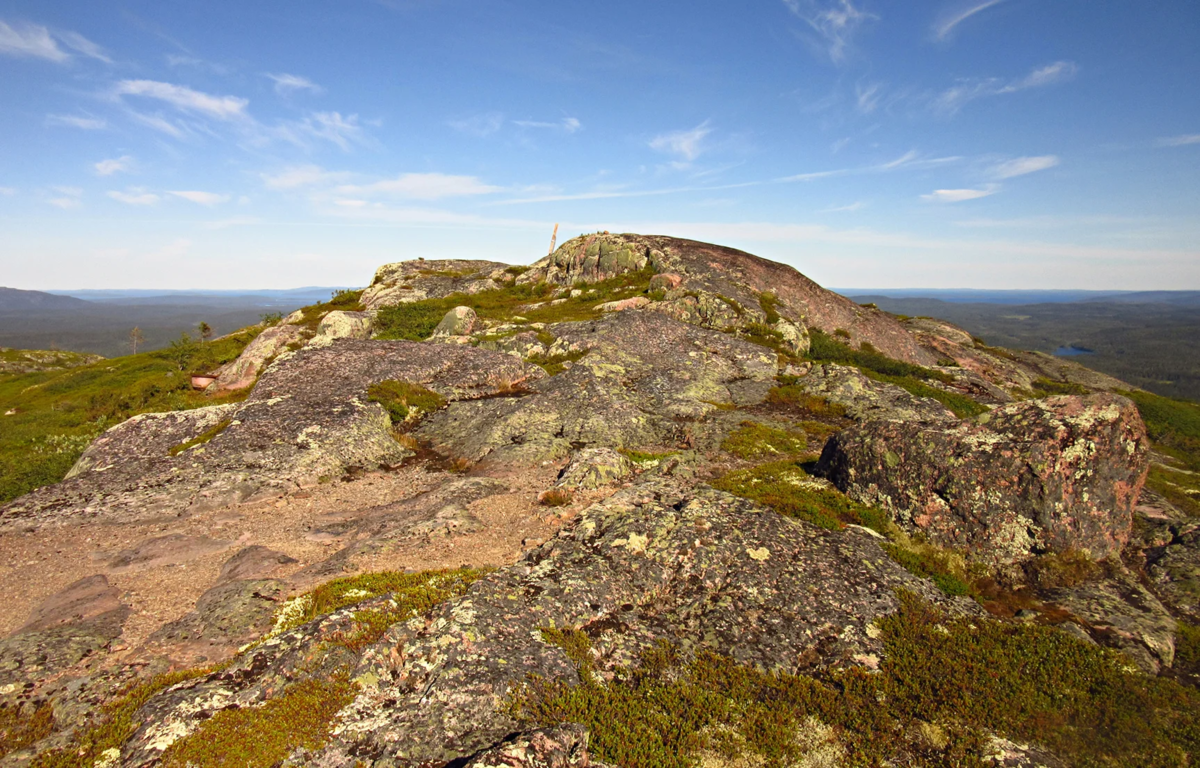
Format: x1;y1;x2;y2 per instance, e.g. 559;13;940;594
0;234;1197;768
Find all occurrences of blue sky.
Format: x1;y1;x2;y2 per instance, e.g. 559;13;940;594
1;0;1198;290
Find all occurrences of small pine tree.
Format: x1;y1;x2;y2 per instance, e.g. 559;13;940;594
197;322;213;342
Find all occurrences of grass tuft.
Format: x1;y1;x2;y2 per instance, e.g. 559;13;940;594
366;380;446;425
167;417;232;457
720;421;807;461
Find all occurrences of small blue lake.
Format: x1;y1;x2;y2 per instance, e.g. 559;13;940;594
1054;345;1096;357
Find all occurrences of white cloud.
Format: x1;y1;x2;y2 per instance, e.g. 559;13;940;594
1158;134;1200;147
921;186;997;202
855;82;882;113
127;111;185;138
783;0;877;63
335;172;501;200
831;137;851;153
46;113;107;130
450;112;505;137
822;201;865;212
115;80;248;119
294;111;363;150
933;0;1006;41
95;156;134;176
0;21;67;61
649;121;713;162
107;189;160;205
935;60;1078;113
55;30;111;63
513;117;583;133
46;187;83;209
169;190;231;206
990;155;1059;179
0;186;15;196
262;165;350;190
267;73;323;95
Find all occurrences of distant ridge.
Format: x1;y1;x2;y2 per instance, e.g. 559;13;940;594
0;287;92;311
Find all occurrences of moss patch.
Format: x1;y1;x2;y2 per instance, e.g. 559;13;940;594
161;676;356;768
710;460;886;532
366;380;446;425
861;369;989;419
764;384;848;420
511;593;1200;767
0;704;53;759
720;421;807;461
526;349;589;376
167;417;232;457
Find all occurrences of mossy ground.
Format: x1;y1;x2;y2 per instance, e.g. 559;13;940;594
720;421;807;461
0;704;53;760
511;593;1200;768
160;676;357;768
372;269;656;342
366;380;446;425
710;460;885;532
1126;390;1200;516
0;328;260;503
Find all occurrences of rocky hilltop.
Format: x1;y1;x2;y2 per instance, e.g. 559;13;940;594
0;233;1197;767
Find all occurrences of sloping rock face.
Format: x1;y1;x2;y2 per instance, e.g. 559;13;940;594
118;479;977;767
817;393;1150;565
0;340;542;528
797;363;957;423
362;259;514;310
417;310;778;466
521;233;934;366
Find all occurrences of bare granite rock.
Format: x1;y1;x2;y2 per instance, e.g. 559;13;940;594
817;393;1150;566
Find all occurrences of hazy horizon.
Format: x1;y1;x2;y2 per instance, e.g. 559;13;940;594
1;1;1198;291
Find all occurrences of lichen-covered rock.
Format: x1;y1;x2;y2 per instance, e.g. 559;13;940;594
432;305;479;337
817;393;1150;565
116;478;976;766
797;363;956;424
311;310;374;346
207;322;306;392
417;311;778;466
1150;528;1200;621
1;340;543;528
362;259;513;311
595;296;650;313
461;725;599;768
142;578;287;667
522;233;933;366
555;448;635;490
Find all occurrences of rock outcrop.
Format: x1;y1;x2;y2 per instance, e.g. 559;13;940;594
817;393;1150;565
362;259;514;311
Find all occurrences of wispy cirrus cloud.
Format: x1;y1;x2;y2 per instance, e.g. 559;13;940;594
855;82;883;113
114;80;249;119
335;172;501;200
783;0;877;63
288;112;364;150
921;185;998;202
990;155;1059;179
108;189;160;206
649;120;713;162
513;117;582;133
46;113;107;130
47;186;83;209
127;110;186;138
95;156;134;176
169;190;231;206
0;20;110;63
1158;134;1200;147
267;73;323;95
450;112;504;137
933;0;1006;41
261;165;351;190
934;60;1078;114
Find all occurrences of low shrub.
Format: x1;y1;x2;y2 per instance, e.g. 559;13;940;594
765;385;848;419
710;460;887;532
720;421;807;461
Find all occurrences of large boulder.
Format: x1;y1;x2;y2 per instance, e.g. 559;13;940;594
816;393;1150;565
431;305;479;337
207;322;306;392
520;233;933;366
361;259;513;311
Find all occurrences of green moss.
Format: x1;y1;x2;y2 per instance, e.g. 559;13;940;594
526;349;589;376
0;704;54;759
366;380;446;425
160;676;356;768
167;417;232;456
764;385;848;419
273;567;487;639
511;593;1200;768
758;292;781;325
1176;622;1200;677
710;460;886;532
861;369;989;419
720;421;807;461
31;667;217;768
0;328;259;504
807;328;953;383
881;542;973;596
1032;377;1090;397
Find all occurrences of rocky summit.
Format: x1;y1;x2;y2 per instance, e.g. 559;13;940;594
0;233;1197;767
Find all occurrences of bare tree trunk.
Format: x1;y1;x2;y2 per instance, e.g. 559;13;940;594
548;223;559;256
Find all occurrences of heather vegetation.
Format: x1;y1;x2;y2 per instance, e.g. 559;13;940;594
0;327;259;503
